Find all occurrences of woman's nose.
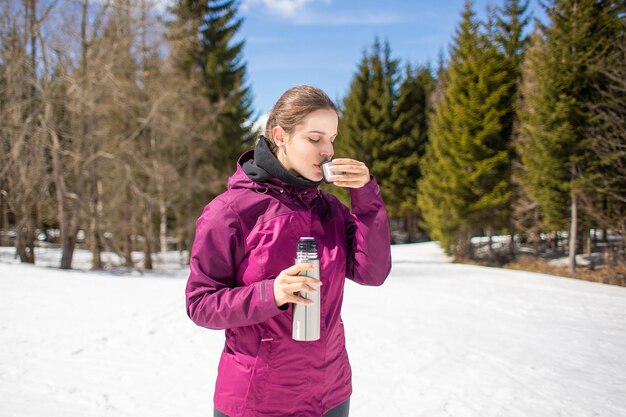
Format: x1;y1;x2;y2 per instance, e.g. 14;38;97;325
320;142;334;160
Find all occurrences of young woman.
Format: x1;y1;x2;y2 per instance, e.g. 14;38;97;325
185;85;391;417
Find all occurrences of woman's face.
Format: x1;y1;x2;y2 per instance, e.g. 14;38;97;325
273;108;338;182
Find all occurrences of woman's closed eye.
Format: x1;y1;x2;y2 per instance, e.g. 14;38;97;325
308;137;320;143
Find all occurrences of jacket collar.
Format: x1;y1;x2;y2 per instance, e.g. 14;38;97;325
228;142;321;206
241;135;323;189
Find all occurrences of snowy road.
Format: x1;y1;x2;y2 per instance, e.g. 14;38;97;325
1;243;625;417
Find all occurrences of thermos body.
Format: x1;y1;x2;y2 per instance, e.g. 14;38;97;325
292;238;321;342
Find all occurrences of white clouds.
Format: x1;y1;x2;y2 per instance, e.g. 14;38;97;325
242;0;317;17
138;0;403;27
241;0;405;26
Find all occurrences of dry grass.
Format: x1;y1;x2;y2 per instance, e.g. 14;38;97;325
504;258;626;287
454;256;626;287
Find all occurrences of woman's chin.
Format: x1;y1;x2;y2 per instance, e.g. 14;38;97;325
307;173;323;182
293;167;322;182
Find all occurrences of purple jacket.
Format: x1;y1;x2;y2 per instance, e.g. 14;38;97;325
186;149;392;417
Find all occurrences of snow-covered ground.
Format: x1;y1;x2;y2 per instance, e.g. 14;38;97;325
1;242;625;417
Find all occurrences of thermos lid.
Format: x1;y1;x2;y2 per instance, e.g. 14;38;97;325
297;237;318;254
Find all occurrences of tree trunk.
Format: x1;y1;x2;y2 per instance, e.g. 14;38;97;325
159;200;167;253
60;233;76;269
584;228;592;256
457;230;473;260
61;182;81;270
547;232;557;253
568;191;578;274
177;232;186;265
509;217;515;260
48;125;76;270
124;185;134;267
404;214;418;243
186;216;196;261
59;0;90;270
124;232;134;268
61;153;84;270
89;164;103;270
15;221;35;264
142;208;153;270
592;227;598;253
556;231;562;255
0;188;9;246
89;223;103;269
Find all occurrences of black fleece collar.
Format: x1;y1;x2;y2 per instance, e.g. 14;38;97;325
242;136;323;189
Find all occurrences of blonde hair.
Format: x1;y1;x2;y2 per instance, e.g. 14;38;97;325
264;85;338;152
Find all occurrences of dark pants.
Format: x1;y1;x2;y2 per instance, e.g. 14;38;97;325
213;398;350;417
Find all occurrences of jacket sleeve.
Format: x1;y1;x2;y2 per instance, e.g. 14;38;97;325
185;199;285;330
343;177;392;286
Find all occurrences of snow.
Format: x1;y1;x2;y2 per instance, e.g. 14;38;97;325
1;242;626;417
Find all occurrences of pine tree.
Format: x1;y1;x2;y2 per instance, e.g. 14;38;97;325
495;0;530;258
166;0;223;253
583;7;626;239
336;51;371;165
517;0;622;272
389;64;434;241
169;0;254;187
367;39;400;213
429;49;448;109
417;0;514;257
496;0;530;71
334;39;399;209
199;0;256;177
333;50;371;206
514;29;547;249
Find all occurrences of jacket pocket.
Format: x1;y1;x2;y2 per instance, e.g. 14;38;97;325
214;351;257;415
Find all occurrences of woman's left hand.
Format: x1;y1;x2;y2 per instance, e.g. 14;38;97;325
330;158;371;188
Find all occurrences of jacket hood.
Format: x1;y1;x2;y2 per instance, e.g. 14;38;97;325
242;136;322;189
228;136;323;204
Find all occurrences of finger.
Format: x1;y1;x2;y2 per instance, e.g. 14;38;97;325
282;282;318;294
332;175;366;183
302;277;322;287
283;263;314;276
286;293;314;305
332;170;367;178
331;158;364;166
330;165;367;174
283;276;322;287
333;181;365;188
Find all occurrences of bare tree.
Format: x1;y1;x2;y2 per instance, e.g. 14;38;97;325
0;0;52;263
1;0;225;270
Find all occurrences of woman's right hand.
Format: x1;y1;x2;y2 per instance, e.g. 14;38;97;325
273;263;322;308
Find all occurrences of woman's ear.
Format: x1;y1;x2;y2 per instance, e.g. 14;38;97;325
272;126;288;149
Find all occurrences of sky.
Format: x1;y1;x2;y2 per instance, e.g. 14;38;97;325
234;0;546;119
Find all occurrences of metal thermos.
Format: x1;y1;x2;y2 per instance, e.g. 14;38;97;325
292;237;321;342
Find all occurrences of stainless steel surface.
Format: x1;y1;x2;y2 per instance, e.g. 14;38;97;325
292;239;321;342
321;160;337;184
